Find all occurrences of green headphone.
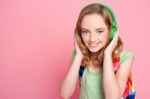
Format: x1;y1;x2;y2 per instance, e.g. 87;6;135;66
81;3;117;39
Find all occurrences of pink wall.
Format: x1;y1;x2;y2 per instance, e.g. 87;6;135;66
0;0;149;99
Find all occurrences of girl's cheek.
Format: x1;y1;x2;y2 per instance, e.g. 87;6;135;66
82;35;89;43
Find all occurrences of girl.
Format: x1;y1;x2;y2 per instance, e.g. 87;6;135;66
60;3;135;99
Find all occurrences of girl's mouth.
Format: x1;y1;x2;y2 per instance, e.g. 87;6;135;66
89;42;101;48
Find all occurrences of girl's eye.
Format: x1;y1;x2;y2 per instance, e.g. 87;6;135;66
81;31;89;34
97;31;103;34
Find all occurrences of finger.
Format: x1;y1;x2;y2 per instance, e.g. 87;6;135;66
113;28;119;40
74;34;76;47
111;29;119;45
116;27;119;35
74;34;78;48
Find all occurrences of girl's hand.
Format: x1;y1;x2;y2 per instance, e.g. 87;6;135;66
104;27;119;55
74;34;83;58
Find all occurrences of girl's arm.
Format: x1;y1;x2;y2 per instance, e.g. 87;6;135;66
60;33;83;99
60;54;83;99
103;52;134;99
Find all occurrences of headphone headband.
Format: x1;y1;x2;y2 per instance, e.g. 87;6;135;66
97;3;117;27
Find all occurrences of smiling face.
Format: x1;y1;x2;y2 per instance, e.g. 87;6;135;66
81;13;109;53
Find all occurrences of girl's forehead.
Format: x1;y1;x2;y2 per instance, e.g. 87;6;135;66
81;14;107;30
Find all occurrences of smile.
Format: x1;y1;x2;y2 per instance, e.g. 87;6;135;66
89;42;100;48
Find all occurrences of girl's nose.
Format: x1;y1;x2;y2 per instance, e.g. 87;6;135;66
89;34;97;42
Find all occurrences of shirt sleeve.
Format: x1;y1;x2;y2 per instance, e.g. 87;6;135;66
70;49;76;61
120;50;134;64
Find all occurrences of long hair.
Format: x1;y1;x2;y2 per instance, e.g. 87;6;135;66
75;3;123;67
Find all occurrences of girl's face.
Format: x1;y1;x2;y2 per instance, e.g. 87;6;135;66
81;14;109;53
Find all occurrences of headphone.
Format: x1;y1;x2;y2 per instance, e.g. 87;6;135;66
81;3;117;40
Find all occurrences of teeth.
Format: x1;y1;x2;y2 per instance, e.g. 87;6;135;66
90;44;97;46
89;43;98;47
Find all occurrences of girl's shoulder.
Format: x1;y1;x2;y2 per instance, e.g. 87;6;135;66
70;49;76;61
70;49;135;64
120;49;135;64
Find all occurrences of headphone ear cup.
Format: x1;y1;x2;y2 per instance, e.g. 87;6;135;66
110;26;117;39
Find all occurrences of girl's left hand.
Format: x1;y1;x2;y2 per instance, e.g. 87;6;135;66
104;27;119;55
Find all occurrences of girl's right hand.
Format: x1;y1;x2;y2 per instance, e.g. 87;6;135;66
74;34;83;59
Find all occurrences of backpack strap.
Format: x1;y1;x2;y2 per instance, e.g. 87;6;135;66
113;52;120;72
79;65;85;80
123;72;136;99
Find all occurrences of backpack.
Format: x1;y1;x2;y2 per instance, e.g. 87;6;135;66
78;52;136;99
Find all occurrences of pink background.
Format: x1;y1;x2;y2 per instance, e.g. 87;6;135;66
0;0;149;99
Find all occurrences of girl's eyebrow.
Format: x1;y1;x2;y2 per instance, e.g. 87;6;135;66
95;28;106;30
80;28;89;31
81;27;106;31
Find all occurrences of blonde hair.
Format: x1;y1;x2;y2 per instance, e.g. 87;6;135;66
74;3;123;67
